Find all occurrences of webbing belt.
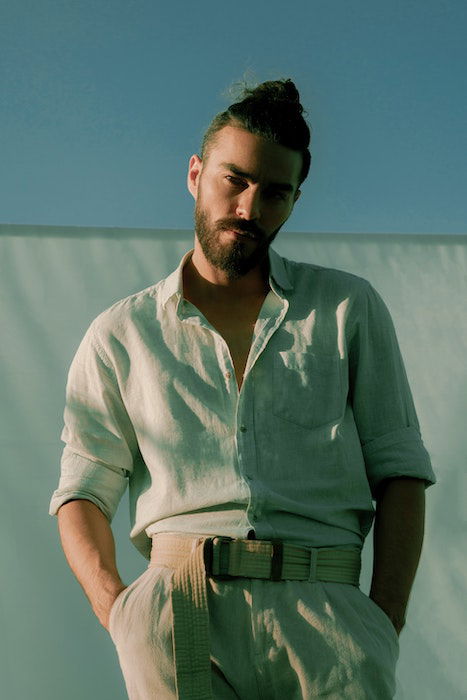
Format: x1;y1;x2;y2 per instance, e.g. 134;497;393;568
149;533;361;699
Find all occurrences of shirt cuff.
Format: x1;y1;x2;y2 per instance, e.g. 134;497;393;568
362;426;436;498
49;448;128;522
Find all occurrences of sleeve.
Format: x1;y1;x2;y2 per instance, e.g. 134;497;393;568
49;319;136;522
348;281;436;499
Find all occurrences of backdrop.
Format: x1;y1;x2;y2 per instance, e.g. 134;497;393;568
1;224;465;699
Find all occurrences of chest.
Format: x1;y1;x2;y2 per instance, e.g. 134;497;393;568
193;299;266;391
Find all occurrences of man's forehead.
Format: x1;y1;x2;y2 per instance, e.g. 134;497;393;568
207;126;302;187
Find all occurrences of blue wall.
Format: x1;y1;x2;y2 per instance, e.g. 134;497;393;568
1;1;467;233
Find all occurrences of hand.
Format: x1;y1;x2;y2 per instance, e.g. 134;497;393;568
371;595;406;637
387;613;405;637
94;583;128;632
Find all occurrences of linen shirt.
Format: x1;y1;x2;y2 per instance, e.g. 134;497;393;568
49;247;435;560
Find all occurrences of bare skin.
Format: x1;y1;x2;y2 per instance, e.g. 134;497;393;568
182;255;270;390
185;297;263;391
57;499;126;631
370;477;426;635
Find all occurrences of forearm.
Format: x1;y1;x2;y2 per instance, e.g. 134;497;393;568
57;499;126;629
370;477;426;634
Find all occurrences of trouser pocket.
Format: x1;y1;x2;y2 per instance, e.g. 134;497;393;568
108;565;168;643
109;565;178;698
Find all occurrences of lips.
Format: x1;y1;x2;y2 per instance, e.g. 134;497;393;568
225;229;256;240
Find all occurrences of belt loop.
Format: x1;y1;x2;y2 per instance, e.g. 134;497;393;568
207;536;233;579
308;548;318;582
218;537;231;576
270;539;284;581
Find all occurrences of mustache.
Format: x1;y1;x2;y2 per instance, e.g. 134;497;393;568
216;220;263;240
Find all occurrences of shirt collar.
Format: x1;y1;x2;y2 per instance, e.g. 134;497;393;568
268;246;293;293
160;245;293;309
160;249;194;308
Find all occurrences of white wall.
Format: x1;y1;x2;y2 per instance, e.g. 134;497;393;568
1;224;465;699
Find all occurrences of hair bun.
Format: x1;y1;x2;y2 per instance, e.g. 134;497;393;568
241;79;304;114
254;79;299;102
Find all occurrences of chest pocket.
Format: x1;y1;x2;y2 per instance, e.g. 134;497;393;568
272;351;344;431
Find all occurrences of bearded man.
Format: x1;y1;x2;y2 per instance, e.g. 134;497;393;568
50;78;435;699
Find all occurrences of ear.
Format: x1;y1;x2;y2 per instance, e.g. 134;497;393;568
294;189;301;203
187;154;203;199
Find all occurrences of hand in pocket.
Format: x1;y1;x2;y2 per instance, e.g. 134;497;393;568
95;583;128;632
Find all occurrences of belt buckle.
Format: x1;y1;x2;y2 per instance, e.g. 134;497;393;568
203;536;234;579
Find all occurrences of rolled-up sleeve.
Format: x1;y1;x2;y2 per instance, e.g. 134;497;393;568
49;320;134;522
348;281;436;498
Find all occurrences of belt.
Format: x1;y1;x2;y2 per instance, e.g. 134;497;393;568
149;533;361;699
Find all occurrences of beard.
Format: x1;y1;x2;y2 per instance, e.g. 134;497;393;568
194;199;283;280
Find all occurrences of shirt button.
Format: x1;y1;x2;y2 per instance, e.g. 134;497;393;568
239;425;247;432
225;371;231;379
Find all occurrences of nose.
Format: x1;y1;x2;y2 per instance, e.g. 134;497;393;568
235;187;261;221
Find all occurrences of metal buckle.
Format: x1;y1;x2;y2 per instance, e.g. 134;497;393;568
203;536;234;579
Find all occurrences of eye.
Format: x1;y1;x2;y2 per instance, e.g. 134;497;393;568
225;175;245;186
267;190;287;201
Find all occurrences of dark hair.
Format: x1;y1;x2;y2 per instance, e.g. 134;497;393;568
201;78;311;188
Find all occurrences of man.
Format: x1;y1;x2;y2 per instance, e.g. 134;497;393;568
50;78;435;699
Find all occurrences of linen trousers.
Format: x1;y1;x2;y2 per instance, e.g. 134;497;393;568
108;540;399;700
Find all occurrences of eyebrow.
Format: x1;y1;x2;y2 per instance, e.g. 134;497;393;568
219;162;295;193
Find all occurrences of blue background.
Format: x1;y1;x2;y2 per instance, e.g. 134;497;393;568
1;0;467;233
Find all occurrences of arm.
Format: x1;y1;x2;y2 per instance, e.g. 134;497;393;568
57;499;127;631
369;477;426;635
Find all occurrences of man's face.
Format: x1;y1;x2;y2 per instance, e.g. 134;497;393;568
187;125;302;279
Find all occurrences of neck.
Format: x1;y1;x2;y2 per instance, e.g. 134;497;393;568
183;246;270;306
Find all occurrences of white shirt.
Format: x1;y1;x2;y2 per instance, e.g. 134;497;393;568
49;247;435;559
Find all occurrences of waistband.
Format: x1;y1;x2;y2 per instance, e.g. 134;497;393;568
149;533;361;699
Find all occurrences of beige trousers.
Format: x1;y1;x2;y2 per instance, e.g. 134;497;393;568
108;541;399;699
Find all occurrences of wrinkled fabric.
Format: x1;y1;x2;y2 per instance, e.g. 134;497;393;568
108;555;400;699
49;247;435;559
